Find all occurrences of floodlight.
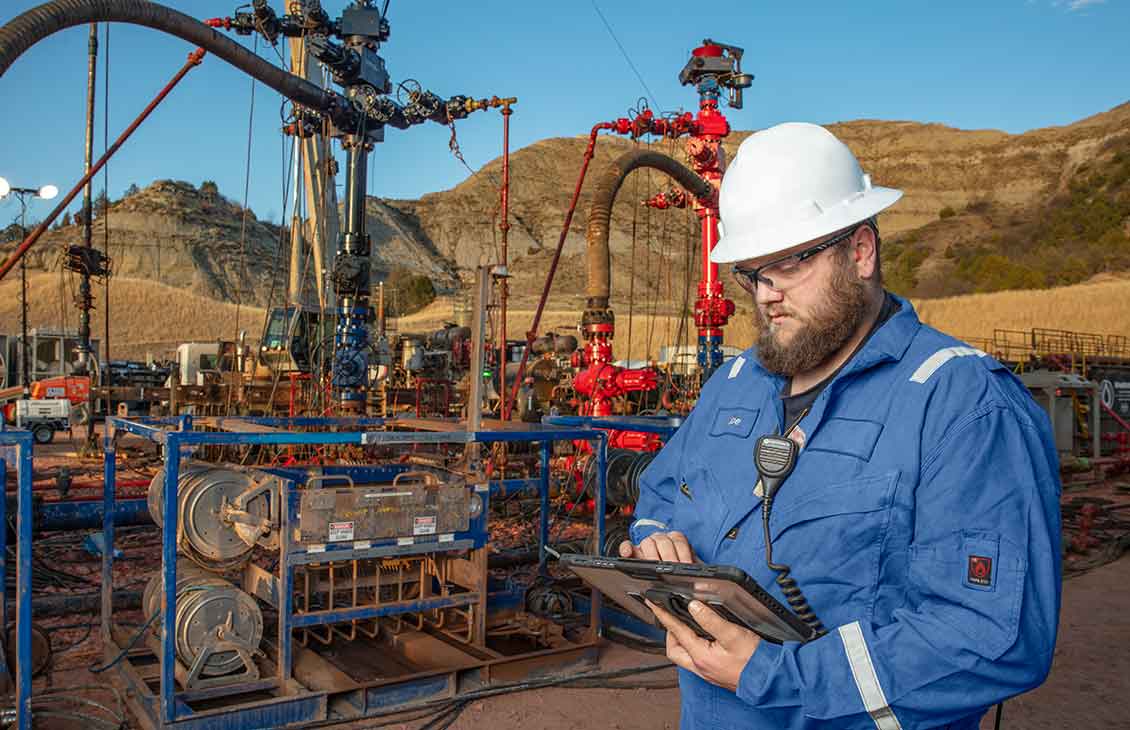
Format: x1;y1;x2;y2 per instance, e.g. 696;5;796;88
37;184;58;200
0;177;9;198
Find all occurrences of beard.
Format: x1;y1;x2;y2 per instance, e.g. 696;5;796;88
756;256;872;377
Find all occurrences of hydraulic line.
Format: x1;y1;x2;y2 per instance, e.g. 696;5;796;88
0;1;335;111
584;149;713;312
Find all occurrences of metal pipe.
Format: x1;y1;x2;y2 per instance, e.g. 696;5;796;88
34;497;150;530
498;104;512;420
80;23;99;449
0;48;206;282
333;144;371;412
503;123;613;418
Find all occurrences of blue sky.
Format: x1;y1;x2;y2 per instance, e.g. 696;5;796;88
0;0;1126;227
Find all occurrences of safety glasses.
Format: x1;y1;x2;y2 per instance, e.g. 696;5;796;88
731;223;868;292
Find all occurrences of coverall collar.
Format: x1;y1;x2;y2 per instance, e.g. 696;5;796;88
748;292;921;390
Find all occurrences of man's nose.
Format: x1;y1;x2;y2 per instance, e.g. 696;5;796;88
755;279;784;306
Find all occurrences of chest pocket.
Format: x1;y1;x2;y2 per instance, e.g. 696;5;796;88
766;471;898;625
708;407;760;439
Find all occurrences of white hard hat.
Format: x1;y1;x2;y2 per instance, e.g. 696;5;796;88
711;122;902;264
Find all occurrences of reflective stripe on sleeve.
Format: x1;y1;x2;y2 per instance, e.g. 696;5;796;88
838;621;903;730
632;518;668;531
909;346;987;384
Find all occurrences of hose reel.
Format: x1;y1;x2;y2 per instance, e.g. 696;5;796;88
147;464;277;571
582;448;657;507
142;560;263;686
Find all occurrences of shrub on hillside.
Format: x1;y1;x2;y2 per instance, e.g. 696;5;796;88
385;268;436;316
939;206;956;220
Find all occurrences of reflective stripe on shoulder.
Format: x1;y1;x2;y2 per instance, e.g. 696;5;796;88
839;621;903;730
728;356;746;379
632;518;668;531
909;346;987;384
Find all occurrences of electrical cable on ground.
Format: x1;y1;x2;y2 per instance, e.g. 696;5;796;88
87;611;159;674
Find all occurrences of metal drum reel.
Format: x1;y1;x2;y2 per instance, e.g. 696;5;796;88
147;464;276;571
142;561;264;685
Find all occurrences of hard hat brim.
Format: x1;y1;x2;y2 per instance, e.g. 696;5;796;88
710;186;903;265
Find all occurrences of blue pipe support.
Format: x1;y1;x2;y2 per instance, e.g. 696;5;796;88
289;595;478;628
0;457;8;695
161;432;182;724
101;420;116;650
539;441;551;575
0;430;34;730
594;433;607;636
541;415;683;437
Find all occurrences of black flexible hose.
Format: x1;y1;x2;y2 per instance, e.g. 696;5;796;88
584;149;714;310
0;1;341;117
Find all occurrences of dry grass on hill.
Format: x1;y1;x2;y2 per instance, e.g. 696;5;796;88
0;273;265;361
912;276;1130;343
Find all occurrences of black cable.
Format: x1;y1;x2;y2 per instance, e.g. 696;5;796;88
51;620;94;653
761;498;825;637
88;611;158;673
994;701;1003;729
418;701;468;730
26;710;119;730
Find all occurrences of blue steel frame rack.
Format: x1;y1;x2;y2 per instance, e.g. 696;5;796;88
101;415;608;730
0;429;34;730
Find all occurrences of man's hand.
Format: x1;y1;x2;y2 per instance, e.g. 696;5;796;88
618;531;696;563
646;598;761;692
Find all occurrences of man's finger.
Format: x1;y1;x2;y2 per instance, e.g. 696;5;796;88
650;534;682;562
646;599;711;657
618;540;636;558
667;531;695;563
666;629;696;671
688;600;743;645
637;537;661;561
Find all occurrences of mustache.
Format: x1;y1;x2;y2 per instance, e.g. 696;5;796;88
760;305;798;320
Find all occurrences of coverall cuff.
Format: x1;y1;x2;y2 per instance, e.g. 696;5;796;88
628;518;670;544
735;638;800;709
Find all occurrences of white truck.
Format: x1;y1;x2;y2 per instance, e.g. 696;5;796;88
14;398;71;444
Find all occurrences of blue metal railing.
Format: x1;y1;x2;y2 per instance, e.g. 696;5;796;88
101;415;608;728
0;429;35;730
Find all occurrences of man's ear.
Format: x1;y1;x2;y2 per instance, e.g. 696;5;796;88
852;225;879;281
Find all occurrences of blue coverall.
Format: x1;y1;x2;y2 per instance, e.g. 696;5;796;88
630;296;1061;729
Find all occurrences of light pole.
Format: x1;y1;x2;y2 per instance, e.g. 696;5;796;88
0;178;59;396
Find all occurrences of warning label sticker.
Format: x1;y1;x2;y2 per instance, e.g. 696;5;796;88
413;515;437;536
328;521;355;542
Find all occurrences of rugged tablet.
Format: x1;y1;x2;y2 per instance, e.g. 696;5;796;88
561;554;817;644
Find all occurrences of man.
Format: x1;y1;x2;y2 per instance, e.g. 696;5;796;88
619;122;1061;729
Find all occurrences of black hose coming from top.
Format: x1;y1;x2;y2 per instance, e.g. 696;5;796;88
0;0;339;115
584;149;714;310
